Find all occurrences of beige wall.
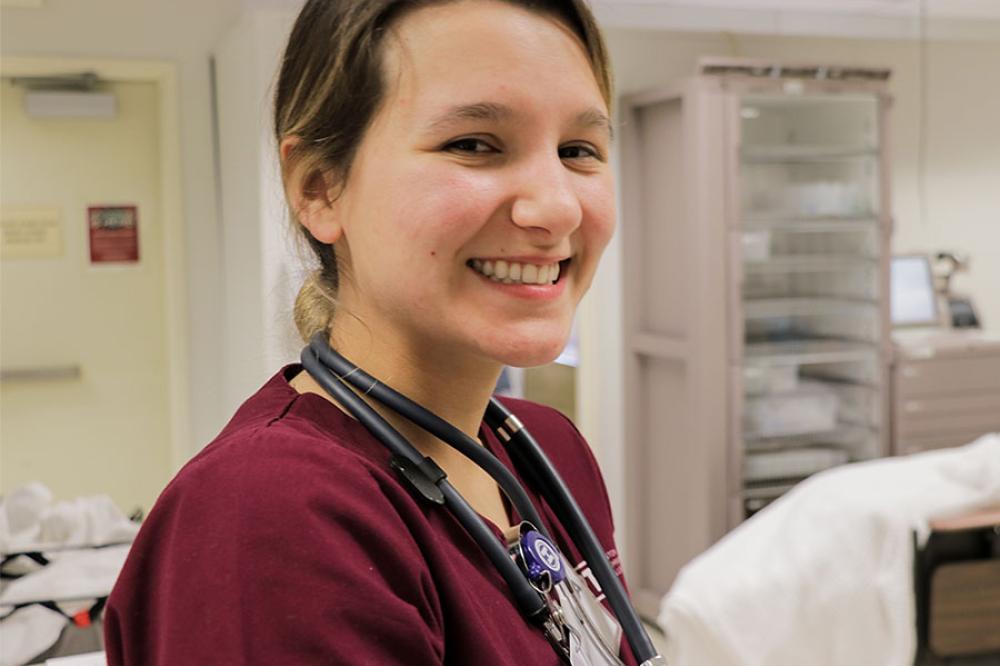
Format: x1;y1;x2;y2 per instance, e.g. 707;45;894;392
213;8;303;417
1;0;244;451
1;82;172;512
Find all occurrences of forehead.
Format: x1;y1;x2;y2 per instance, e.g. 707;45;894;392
377;0;606;126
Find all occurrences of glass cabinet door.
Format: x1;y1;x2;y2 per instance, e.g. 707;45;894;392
737;93;886;514
740;95;880;221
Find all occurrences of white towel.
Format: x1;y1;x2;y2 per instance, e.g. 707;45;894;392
658;433;1000;666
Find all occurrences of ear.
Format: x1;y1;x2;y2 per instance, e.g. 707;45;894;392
280;136;344;245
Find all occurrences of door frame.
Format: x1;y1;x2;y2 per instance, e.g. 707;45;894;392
2;56;191;472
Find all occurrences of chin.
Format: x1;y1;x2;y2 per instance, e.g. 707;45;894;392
485;329;570;369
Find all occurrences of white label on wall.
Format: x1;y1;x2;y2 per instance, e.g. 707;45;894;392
0;208;62;259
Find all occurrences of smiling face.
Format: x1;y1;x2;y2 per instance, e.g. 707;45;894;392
321;0;615;369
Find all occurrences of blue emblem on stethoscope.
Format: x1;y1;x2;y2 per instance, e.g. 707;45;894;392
511;522;566;593
524;530;565;582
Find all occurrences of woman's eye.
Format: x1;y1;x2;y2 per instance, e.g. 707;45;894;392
444;138;497;154
558;144;601;161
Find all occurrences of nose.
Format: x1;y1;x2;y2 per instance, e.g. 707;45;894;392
509;155;582;239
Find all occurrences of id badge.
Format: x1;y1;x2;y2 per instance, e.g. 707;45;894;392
508;524;624;666
556;566;624;666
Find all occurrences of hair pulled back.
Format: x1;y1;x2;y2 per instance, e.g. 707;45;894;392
275;0;613;342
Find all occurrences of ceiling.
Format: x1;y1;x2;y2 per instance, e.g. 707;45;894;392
595;0;1000;19
592;0;1000;39
9;0;990;41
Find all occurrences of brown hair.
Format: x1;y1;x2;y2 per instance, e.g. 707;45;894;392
275;0;613;342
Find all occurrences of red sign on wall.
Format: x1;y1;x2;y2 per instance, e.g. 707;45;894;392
88;205;139;264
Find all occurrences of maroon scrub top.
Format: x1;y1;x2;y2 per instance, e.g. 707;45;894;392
105;366;638;665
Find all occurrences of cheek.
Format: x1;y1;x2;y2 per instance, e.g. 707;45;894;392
387;167;505;247
580;175;616;249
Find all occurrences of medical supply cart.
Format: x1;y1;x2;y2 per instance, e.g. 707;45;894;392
619;59;893;616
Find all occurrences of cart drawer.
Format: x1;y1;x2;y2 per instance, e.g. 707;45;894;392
898;430;996;456
930;559;1000;657
897;408;1000;438
896;355;1000;398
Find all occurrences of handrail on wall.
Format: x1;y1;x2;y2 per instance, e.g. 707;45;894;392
0;365;82;382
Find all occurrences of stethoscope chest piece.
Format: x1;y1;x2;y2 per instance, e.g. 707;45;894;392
510;522;565;594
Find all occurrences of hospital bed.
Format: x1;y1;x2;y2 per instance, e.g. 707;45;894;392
657;434;1000;666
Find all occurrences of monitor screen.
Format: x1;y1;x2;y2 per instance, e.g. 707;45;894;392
891;255;938;326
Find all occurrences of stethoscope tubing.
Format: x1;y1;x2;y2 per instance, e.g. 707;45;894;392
308;335;548;535
300;345;549;622
485;400;659;663
303;335;661;664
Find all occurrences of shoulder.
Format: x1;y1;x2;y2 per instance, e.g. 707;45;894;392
106;382;444;664
131;371;433;574
162;366;408;518
111;384;435;610
152;406;419;540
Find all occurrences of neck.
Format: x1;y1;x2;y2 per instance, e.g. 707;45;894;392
324;310;502;458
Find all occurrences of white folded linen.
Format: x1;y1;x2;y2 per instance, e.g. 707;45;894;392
0;545;130;607
45;652;106;665
658;433;1000;666
1;484;138;555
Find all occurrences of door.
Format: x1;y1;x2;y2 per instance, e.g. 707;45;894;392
1;78;172;514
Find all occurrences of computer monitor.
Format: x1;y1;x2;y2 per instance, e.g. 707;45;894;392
891;254;939;327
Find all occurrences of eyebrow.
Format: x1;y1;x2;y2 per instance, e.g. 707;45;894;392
425;102;613;139
576;107;614;139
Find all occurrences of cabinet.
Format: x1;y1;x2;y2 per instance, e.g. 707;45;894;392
893;331;1000;456
619;60;893;615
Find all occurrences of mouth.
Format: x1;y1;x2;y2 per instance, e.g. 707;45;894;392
465;258;571;285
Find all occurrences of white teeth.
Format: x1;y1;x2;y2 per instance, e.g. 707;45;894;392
469;258;564;285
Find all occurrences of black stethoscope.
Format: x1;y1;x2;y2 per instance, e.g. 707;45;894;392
301;333;665;666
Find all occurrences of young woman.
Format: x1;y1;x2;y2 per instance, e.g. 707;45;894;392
105;1;655;663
